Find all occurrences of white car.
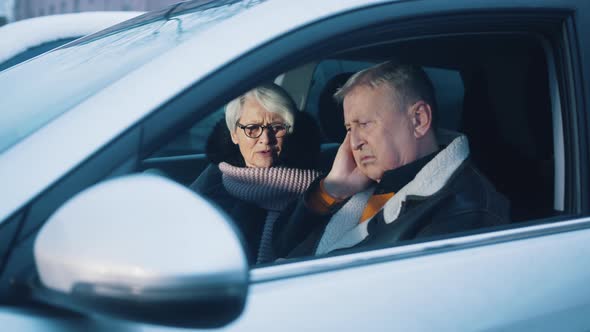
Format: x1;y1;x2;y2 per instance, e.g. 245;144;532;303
1;0;590;331
0;11;143;71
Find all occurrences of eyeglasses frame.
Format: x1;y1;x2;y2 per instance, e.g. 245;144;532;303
235;122;291;138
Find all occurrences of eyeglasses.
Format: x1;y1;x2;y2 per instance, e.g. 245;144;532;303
236;122;290;138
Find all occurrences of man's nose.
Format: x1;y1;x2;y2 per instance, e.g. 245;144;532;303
349;128;364;150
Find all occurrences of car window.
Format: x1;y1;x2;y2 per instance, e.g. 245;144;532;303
144;33;560;262
0;0;265;155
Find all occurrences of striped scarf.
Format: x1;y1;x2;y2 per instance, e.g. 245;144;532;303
219;162;321;263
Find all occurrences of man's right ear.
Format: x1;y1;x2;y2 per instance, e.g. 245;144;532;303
410;101;433;138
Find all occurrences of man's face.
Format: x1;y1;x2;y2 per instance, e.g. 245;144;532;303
343;84;420;182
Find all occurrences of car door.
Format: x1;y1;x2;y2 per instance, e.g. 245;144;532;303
2;0;590;331
143;0;590;330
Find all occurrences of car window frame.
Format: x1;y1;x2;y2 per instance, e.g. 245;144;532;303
135;2;587;274
250;215;590;281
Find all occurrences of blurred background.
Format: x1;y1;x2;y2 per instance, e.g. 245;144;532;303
0;0;182;25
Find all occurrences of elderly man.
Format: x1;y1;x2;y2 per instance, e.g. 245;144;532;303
272;61;510;259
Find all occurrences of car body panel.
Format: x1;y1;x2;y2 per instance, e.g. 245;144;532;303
239;221;590;332
0;12;144;71
4;218;590;331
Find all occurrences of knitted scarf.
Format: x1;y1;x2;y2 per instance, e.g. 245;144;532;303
219;162;321;263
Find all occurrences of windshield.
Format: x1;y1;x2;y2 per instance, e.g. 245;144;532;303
0;0;265;154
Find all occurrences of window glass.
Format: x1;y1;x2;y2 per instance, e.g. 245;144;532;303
0;0;265;154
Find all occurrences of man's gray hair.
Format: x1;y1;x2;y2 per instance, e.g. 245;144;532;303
225;83;297;133
334;61;438;127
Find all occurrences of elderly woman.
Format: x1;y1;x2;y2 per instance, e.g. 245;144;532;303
191;83;321;264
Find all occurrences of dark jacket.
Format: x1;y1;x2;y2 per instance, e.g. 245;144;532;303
191;112;321;264
273;154;510;259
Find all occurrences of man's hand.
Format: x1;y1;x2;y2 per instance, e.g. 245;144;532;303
323;133;372;200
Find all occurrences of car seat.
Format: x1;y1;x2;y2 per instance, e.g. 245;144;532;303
317;72;353;172
460;60;554;222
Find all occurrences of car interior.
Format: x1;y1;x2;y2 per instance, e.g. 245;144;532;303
141;32;562;234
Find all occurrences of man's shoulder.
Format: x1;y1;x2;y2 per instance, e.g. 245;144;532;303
432;158;510;223
447;159;505;201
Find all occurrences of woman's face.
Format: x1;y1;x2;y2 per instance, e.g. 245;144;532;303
230;97;288;168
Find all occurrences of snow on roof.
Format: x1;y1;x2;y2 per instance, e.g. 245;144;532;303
0;11;144;63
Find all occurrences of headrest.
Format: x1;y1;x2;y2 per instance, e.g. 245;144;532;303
318;72;353;143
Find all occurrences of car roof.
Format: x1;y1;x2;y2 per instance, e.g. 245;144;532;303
0;11;144;66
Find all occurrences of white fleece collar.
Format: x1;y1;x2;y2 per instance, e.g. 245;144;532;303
315;131;470;255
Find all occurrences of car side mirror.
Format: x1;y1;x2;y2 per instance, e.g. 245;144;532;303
33;174;248;328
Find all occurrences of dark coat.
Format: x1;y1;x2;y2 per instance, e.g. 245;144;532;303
191;112;321;264
272;158;510;259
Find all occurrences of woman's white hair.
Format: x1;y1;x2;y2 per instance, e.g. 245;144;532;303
225;83;297;133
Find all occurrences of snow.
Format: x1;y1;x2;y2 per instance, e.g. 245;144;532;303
0;11;144;63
